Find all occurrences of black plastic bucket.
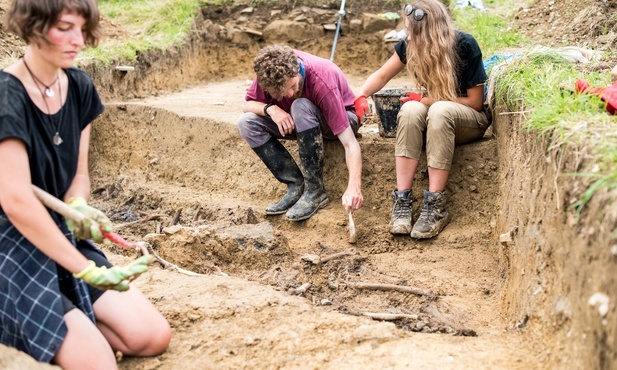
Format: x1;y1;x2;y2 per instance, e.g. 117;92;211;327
372;88;405;138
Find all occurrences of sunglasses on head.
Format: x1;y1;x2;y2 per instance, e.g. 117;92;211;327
404;4;427;21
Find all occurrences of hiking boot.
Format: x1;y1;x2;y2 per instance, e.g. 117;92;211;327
286;127;329;221
252;137;304;215
389;189;413;234
410;190;450;239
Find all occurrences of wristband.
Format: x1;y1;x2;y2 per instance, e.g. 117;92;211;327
263;103;275;118
74;260;96;278
66;196;87;207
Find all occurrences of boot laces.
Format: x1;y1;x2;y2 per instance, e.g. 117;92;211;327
418;200;436;223
393;197;411;219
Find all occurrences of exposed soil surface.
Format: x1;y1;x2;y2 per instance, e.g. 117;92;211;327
0;1;616;370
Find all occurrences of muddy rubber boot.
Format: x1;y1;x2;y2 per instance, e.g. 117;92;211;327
389;189;413;234
252;137;304;215
286;127;329;221
410;190;450;239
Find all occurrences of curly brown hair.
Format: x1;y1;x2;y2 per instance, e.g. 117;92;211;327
5;0;102;47
253;45;299;99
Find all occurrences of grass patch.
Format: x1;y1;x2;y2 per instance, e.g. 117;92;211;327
453;6;525;57
452;0;617;215
82;0;520;64
81;0;203;63
494;51;617;214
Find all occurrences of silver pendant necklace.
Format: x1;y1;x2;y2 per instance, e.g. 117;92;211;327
23;58;64;146
53;128;63;146
22;58;59;97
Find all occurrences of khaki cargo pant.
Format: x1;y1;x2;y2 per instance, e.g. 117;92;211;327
395;100;490;171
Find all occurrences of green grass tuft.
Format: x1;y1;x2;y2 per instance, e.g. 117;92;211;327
453;7;525;57
81;0;204;64
493;50;617;214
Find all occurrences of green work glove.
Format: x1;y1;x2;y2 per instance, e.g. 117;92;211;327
73;255;155;291
65;197;112;244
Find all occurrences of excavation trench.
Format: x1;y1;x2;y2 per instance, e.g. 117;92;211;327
81;78;542;370
85;76;617;369
2;1;615;367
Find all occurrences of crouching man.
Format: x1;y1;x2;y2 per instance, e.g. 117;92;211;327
237;45;364;221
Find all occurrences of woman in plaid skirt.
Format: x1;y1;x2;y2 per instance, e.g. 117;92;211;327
0;0;171;368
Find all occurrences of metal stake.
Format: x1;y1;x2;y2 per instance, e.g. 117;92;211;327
330;0;346;62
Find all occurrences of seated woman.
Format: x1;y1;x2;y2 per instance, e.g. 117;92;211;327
355;0;491;239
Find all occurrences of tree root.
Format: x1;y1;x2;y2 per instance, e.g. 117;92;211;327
363;312;419;321
141;242;226;277
114;214;167;230
301;250;354;265
344;281;436;299
322;251;355;263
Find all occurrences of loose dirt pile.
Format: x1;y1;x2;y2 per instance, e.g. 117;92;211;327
0;1;616;369
515;0;617;51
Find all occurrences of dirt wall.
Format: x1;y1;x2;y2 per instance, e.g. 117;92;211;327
81;2;396;102
494;108;617;369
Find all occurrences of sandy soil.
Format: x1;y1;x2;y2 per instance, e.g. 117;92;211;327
90;74;524;369
0;1;616;369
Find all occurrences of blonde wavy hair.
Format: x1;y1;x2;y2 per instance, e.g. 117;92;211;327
404;0;459;102
253;45;299;99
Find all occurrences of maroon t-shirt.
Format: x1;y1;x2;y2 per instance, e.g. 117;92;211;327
245;50;355;136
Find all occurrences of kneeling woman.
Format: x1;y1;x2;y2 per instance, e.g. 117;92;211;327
0;1;171;369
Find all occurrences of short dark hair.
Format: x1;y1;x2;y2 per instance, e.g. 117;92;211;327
253;45;299;99
5;0;102;47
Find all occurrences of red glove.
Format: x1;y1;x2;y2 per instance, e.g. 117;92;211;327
575;79;617;115
575;79;590;93
575;79;604;95
400;91;423;103
353;95;370;120
603;83;617;114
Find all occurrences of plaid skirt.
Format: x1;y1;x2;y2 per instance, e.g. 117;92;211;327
0;210;98;363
